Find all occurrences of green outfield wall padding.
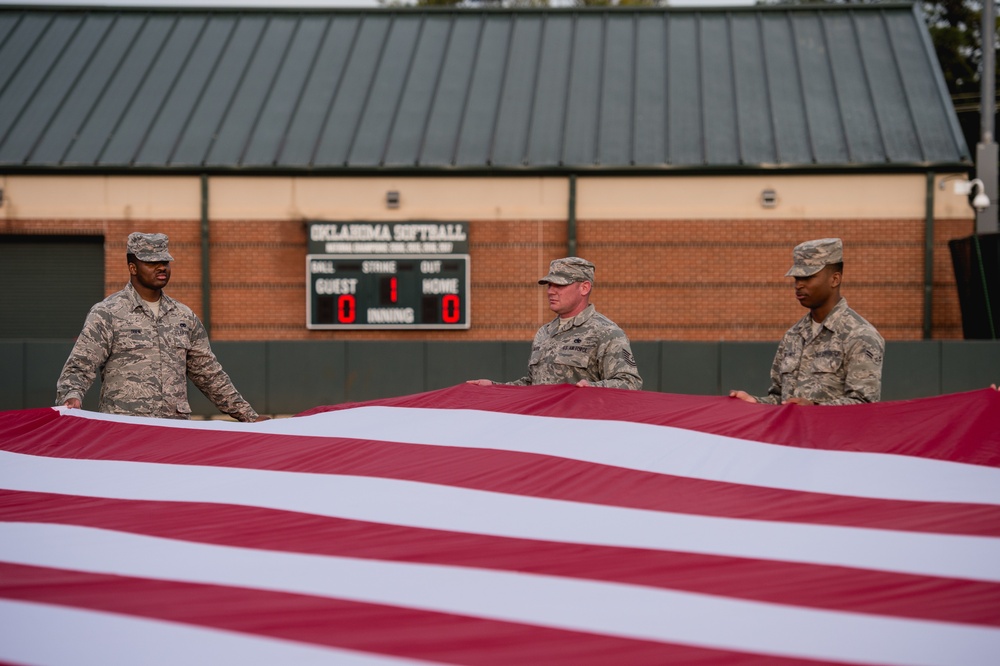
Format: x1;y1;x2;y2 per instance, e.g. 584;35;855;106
7;340;999;417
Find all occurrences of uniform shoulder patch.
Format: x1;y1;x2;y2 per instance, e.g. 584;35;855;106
863;348;883;363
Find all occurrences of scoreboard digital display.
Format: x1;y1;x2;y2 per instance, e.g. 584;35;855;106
306;221;470;330
307;255;470;329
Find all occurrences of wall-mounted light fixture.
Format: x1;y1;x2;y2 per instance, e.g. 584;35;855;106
386;191;400;209
760;189;777;208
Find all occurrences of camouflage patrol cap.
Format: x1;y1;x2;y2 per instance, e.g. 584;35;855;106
127;232;174;262
785;238;843;277
538;257;596;286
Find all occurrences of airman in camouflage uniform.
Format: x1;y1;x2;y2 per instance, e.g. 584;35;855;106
731;238;884;406
55;232;261;421
469;257;642;390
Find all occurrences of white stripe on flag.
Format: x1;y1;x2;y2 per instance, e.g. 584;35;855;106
3;451;999;582
0;598;439;666
57;406;1000;505
1;523;998;666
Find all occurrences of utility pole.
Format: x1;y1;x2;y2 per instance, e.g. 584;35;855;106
976;0;998;233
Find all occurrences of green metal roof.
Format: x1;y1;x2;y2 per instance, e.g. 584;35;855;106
0;4;971;174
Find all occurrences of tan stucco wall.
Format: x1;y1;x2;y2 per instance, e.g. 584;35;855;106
0;173;976;221
210;177;572;221
579;174;975;220
0;176;201;220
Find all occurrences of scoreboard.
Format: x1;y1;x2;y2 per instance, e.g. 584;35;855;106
306;222;470;330
307;255;469;329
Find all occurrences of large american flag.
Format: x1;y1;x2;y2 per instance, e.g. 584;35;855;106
1;384;998;665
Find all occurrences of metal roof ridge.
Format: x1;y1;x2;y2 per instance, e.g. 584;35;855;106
0;160;973;177
0;3;922;16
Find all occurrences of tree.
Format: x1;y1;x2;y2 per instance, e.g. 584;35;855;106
922;1;993;96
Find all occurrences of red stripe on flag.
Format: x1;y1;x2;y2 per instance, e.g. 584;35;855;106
303;385;1000;467
2;416;998;537
3;490;997;627
0;562;858;666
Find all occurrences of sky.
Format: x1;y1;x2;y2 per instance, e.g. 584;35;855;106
13;0;759;8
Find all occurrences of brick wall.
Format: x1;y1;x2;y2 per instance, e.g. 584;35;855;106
574;218;973;341
2;215;974;342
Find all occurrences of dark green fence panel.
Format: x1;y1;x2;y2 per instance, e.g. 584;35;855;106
266;340;347;414
941;341;1000;394
0;341;25;409
345;341;425;402
501;341;533;384
25;340;103;410
719;342;776;398
186;342;268;416
4;339;999;416
427;341;505;390
881;341;942;400
660;341;718;395
631;341;660;392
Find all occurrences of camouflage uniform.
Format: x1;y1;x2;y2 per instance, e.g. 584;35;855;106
754;298;884;405
754;237;884;405
55;233;258;421
505;257;642;390
507;304;642;390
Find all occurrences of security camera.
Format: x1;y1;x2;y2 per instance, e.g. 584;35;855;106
972;188;991;211
953;178;991;211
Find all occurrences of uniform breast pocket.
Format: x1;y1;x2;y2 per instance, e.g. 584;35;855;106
554;349;590;370
778;354;801;377
812;351;844;374
165;326;193;351
116;329;155;351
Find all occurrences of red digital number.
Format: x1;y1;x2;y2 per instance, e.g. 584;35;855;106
441;294;461;324
338;294;356;324
390;277;398;303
